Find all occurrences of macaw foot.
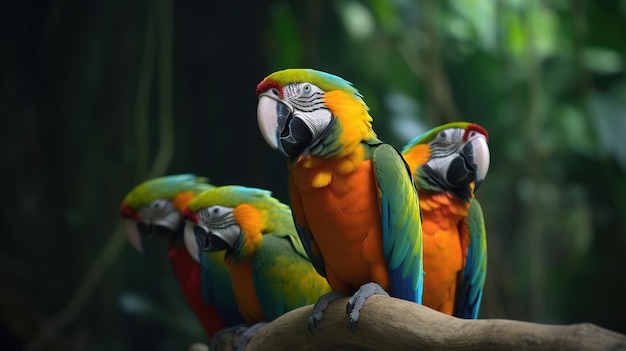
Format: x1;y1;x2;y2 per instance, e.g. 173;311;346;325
234;322;267;351
208;324;248;350
346;282;389;332
308;290;348;334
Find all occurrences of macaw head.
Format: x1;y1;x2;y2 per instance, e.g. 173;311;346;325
119;174;213;252
183;185;292;263
256;68;377;163
402;122;490;201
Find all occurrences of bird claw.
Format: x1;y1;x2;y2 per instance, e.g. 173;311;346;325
307;290;347;334
307;316;322;334
349;317;358;333
209;324;248;350
234;322;267;351
345;282;389;332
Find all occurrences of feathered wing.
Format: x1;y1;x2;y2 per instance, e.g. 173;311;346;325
454;198;487;318
200;252;245;326
372;143;424;303
250;234;330;321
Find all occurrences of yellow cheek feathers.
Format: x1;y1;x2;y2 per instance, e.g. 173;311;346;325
402;144;431;174
293;90;375;189
233;204;265;257
324;90;376;159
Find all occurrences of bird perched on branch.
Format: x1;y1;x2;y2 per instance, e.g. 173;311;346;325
256;68;424;331
402;122;489;318
183;185;331;327
120;174;244;338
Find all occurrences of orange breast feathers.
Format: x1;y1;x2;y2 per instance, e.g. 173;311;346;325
289;158;390;295
420;191;471;315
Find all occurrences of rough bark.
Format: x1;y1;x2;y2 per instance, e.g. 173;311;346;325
211;295;626;351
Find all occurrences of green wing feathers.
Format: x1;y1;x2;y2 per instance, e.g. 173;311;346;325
372;144;424;303
251;235;330;321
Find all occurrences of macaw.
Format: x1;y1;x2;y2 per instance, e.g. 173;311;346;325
183;185;331;326
401;122;489;319
256;68;423;331
119;174;244;338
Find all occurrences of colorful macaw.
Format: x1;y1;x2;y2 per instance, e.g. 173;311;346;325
119;174;244;338
402;122;489;319
255;68;423;331
183;185;331;326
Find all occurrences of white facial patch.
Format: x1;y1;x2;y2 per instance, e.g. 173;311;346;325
137;199;180;231
197;206;240;247
287;83;332;139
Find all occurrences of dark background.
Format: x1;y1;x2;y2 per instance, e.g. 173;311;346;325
1;1;625;350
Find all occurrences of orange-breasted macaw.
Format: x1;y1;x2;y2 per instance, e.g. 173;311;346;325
402;122;489;319
119;174;244;338
183;185;331;327
256;68;423;331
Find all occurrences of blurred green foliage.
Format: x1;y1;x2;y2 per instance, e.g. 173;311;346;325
1;0;625;350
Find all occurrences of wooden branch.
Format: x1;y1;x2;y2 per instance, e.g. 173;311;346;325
213;295;626;351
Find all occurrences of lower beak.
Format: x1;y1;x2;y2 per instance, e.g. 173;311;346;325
204;233;232;252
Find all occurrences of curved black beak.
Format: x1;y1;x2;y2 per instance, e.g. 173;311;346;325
257;93;313;161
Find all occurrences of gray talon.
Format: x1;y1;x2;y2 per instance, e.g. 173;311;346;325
307;290;347;334
345;282;389;332
235;322;267;351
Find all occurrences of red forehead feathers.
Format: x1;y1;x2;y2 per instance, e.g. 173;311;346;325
120;202;138;220
183;208;198;223
256;79;284;98
463;124;488;141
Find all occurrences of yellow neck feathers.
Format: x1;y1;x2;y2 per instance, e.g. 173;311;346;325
293;90;377;188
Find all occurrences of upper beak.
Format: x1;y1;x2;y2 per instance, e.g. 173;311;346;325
257;90;313;161
461;134;490;191
120;203;144;252
183;220;206;263
123;219;145;252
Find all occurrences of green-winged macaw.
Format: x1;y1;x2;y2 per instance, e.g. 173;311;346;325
402;122;489;319
119;174;244;338
183;185;331;327
255;68;423;331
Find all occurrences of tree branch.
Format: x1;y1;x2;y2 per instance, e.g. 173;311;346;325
213;295;626;351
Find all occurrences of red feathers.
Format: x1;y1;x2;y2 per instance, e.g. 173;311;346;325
167;245;226;337
463;124;489;142
183;208;199;223
256;79;283;98
120;203;139;220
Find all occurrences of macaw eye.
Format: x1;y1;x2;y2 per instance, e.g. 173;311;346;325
150;199;168;210
197;205;234;226
438;131;447;139
206;206;230;218
137;199;174;222
302;84;312;96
